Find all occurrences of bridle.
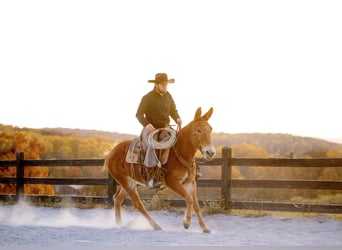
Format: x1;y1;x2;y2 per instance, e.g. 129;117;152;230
172;121;212;169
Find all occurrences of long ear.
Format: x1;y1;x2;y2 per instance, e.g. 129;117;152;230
194;107;202;121
201;107;213;121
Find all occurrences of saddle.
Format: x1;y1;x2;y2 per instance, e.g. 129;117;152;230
125;128;172;167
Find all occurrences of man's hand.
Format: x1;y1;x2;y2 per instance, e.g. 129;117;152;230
145;124;155;134
176;118;182;129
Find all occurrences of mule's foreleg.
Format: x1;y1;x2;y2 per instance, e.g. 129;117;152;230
192;188;211;233
182;181;211;233
166;180;194;230
182;183;195;229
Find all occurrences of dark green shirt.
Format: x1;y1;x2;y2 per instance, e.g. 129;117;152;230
136;88;181;128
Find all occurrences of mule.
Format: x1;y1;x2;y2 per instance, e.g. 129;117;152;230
104;107;216;233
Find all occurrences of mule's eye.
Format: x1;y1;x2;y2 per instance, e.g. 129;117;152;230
197;129;202;134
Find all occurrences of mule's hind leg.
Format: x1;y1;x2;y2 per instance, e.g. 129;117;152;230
117;177;162;230
125;185;162;230
113;186;127;225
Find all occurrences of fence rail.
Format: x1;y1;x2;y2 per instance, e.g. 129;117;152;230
1;147;342;213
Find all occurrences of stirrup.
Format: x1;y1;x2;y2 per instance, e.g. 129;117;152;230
153;182;163;189
147;179;154;188
147;179;163;189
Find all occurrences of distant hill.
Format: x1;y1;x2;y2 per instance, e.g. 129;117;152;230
40;127;136;141
1;124;341;157
212;132;342;156
323;137;342;144
40;127;342;156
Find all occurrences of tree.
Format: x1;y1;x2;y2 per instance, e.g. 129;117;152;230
0;131;55;195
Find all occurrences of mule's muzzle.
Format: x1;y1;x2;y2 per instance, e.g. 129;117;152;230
202;146;216;161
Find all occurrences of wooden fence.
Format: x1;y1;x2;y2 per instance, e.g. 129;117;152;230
1;147;342;213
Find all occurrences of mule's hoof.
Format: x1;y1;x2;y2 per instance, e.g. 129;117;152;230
183;221;190;230
153;225;162;230
203;228;211;233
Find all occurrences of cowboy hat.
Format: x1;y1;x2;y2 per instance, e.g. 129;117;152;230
147;73;175;84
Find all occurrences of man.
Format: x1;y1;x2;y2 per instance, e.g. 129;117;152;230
136;73;182;188
136;73;182;133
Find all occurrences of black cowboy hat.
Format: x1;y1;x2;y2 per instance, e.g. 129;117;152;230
147;73;175;84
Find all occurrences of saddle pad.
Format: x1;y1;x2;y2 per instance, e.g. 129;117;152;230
125;138;143;164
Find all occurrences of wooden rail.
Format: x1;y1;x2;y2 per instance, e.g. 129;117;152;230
1;147;342;213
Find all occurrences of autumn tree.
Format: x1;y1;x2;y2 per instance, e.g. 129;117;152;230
0;131;55;195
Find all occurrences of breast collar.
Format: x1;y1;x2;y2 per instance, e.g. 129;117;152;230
172;146;195;169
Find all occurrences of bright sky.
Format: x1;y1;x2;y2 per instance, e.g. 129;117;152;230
1;0;341;140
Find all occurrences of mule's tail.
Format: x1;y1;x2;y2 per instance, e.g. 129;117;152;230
101;155;109;175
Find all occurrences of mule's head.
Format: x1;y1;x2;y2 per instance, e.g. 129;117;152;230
190;107;216;161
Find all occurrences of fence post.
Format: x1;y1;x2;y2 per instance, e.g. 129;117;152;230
107;174;116;208
16;151;25;201
221;147;232;210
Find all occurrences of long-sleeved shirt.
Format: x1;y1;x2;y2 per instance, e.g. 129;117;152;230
136;89;181;128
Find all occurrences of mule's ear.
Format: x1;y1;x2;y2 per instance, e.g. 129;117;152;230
201;107;213;121
194;107;202;121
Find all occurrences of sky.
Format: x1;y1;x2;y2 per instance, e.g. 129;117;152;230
1;0;341;140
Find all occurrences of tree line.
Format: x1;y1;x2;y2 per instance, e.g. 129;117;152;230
1;124;342;203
